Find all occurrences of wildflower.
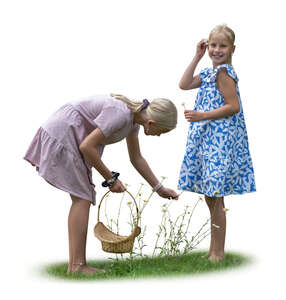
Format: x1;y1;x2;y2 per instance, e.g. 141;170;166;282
125;183;129;187
199;196;203;201
143;200;148;203
212;223;220;229
139;193;142;197
127;201;132;205
224;208;229;213
161;176;167;180
162;209;167;213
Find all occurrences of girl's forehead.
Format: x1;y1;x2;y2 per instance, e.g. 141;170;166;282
209;32;230;43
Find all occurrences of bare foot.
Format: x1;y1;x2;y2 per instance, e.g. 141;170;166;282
208;254;224;263
67;264;105;275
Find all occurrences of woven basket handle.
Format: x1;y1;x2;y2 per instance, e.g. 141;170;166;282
97;190;140;226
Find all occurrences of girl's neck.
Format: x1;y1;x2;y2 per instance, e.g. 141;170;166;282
212;60;232;69
133;111;147;126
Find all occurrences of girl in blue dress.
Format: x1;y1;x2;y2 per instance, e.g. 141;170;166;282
178;24;256;262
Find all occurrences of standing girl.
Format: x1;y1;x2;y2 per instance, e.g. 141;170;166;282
24;94;179;274
178;24;256;262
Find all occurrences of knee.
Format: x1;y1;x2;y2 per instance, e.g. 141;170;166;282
205;196;224;210
70;195;91;209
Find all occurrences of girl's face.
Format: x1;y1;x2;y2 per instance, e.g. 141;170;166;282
144;121;169;136
208;32;235;68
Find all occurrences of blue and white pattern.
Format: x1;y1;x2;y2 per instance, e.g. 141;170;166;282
178;64;256;197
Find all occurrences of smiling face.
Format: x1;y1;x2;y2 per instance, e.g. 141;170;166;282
208;32;235;68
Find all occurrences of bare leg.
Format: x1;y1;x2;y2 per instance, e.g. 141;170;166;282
205;195;226;262
67;194;103;275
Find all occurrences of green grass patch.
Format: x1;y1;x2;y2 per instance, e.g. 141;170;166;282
42;251;252;281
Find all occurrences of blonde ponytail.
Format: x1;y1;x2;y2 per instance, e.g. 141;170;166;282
111;93;177;131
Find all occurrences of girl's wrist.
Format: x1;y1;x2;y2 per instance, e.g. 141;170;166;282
152;182;163;193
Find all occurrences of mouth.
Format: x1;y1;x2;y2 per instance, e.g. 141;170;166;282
212;55;223;59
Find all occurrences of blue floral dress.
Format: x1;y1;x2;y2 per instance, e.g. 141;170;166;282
178;64;256;197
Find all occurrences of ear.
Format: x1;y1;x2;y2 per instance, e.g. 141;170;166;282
232;45;236;54
147;120;156;126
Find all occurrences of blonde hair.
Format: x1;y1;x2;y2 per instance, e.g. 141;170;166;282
209;24;235;64
110;93;177;131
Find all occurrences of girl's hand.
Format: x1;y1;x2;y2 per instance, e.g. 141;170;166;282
109;179;126;193
157;187;179;200
184;110;206;122
195;39;208;60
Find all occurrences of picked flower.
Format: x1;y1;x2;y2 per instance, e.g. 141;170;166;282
214;191;219;195
224;208;229;213
181;102;186;109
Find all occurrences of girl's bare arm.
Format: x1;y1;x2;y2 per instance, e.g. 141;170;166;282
203;69;240;120
179;39;207;90
126;133;179;199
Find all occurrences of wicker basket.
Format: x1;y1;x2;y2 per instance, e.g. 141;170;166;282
94;190;141;253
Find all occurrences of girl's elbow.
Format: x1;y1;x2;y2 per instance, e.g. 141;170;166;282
233;103;240;114
79;142;88;155
130;155;143;167
179;82;190;90
179;82;186;90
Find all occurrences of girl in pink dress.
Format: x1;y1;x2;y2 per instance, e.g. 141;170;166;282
24;93;178;275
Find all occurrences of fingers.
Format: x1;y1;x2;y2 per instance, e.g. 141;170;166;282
109;180;126;193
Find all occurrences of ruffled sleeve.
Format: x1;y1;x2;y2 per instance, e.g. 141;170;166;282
207;64;239;83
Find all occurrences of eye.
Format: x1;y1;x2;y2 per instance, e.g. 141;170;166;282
210;43;216;47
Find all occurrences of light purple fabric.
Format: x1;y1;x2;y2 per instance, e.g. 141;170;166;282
24;95;139;204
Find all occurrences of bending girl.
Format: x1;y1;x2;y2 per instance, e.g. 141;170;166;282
24;93;179;274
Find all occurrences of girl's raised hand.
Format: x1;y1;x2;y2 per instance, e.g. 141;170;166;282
109;179;126;193
195;39;208;60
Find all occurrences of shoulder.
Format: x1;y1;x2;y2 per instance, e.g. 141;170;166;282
104;95;129;112
215;64;239;83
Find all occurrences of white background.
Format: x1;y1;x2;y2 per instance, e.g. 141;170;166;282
1;0;285;298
